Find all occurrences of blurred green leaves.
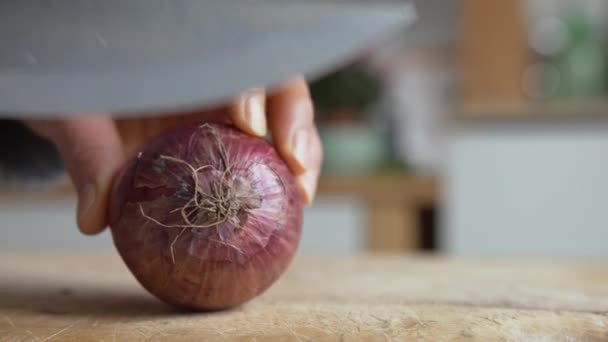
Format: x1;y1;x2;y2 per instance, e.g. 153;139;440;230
310;63;381;118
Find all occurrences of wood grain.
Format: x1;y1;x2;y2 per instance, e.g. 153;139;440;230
0;252;606;341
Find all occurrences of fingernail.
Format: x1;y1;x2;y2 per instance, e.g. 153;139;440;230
244;92;267;136
291;129;309;171
77;183;97;233
297;170;318;205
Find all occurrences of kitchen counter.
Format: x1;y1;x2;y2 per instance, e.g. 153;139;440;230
0;252;606;341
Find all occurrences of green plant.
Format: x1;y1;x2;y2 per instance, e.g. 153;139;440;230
310;63;382;118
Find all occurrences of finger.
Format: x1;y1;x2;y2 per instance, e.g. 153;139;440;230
267;76;322;203
227;88;267;137
295;126;323;205
26;116;125;235
267;76;313;174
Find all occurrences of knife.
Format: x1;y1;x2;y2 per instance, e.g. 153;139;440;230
0;0;416;117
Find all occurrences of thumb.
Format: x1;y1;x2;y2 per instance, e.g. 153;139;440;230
26;116;125;235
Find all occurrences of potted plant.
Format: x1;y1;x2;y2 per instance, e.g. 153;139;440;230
310;62;391;175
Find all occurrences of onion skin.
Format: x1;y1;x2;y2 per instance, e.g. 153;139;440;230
109;123;303;311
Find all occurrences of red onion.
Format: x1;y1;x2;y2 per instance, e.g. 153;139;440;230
109;123;303;310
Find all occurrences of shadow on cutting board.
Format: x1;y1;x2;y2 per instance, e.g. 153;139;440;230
0;276;236;319
0;279;179;318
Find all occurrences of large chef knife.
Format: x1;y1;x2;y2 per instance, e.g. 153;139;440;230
0;0;416;117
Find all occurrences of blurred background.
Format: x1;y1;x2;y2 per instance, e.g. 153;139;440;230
1;0;608;259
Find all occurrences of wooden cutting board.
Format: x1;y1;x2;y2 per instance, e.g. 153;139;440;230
0;252;607;341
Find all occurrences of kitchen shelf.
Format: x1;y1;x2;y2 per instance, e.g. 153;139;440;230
455;101;608;122
0;179;73;203
318;173;439;252
318;173;437;206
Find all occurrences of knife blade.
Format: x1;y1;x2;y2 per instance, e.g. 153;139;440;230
0;0;416;117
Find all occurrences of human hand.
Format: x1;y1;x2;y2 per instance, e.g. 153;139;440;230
25;76;322;235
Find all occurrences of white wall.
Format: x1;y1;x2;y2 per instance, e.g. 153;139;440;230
443;119;608;258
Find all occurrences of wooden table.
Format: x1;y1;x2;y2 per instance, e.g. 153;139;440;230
0;252;606;341
318;175;438;252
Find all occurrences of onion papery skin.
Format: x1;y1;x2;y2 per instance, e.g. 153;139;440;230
109;123;303;311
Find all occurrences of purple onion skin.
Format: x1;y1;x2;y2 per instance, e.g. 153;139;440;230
109;123;303;311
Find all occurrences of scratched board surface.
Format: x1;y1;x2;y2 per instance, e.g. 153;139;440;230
0;252;607;341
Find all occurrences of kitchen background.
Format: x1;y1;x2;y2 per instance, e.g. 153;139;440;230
2;0;608;258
